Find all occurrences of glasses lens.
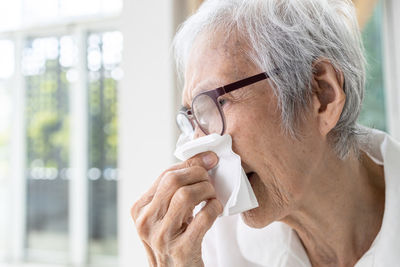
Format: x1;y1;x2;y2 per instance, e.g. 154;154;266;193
176;112;194;136
192;94;223;135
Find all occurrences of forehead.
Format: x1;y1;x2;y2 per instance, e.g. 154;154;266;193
181;31;257;107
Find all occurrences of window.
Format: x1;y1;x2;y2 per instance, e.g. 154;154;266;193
19;31;122;264
87;31;122;260
24;36;75;257
0;1;122;265
358;1;386;130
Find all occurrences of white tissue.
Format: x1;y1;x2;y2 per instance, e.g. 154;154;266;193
174;133;259;216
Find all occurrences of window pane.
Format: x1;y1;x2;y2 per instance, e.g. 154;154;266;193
24;36;76;257
0;40;15;259
87;31;122;261
358;1;386;131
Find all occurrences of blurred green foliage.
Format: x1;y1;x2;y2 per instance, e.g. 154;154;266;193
26;57;70;169
27;111;69;167
88;76;118;169
26;42;119;170
358;1;386;131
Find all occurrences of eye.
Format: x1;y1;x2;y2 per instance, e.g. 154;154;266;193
218;98;227;106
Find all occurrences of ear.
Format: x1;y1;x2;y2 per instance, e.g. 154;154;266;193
311;59;346;137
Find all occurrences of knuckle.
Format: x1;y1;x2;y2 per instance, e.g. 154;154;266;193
203;181;215;194
131;198;147;221
192;165;209;178
135;216;149;238
198;209;213;224
198;200;222;224
162;170;175;181
151;229;169;253
185;156;203;168
209;199;223;215
164;172;181;188
197;212;216;230
130;202;139;220
160;165;178;177
213;200;224;214
196;181;216;200
175;186;193;203
183;166;209;182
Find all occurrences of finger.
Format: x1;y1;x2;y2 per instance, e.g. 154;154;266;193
149;166;211;220
183;151;219;171
182;198;223;245
131;172;167;221
159;152;218;183
161;180;217;238
131;162;191;221
150;151;218;209
131;178;164;221
149;151;218;214
133;152;218;223
144;163;186;200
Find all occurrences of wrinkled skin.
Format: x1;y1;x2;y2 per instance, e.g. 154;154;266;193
132;31;385;267
131;152;222;267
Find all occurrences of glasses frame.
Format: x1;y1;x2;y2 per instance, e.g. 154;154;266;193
179;71;271;136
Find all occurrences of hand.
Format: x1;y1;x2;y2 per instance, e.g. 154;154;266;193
131;152;223;267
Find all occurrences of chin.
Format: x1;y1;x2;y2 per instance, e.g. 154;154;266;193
240;207;275;229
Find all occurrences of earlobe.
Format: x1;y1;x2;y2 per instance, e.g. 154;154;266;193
311;60;346;137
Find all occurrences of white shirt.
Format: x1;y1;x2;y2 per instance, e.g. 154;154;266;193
202;129;400;266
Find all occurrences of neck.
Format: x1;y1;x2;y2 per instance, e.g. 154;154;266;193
282;151;385;267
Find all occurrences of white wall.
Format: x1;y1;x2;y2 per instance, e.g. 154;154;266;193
119;0;179;266
383;0;400;139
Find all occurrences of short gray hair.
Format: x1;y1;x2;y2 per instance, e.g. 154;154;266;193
173;0;366;159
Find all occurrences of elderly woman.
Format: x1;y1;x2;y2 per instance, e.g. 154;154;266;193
131;0;400;266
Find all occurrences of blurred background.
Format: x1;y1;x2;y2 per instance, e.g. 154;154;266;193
0;0;399;266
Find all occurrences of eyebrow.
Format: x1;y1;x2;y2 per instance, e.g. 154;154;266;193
190;79;224;99
182;78;224;107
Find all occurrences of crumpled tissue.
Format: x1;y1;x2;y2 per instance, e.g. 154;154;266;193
174;133;259;216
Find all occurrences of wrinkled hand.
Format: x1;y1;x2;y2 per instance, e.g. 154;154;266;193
131;152;222;267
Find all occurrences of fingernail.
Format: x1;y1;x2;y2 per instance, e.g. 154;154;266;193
202;153;218;168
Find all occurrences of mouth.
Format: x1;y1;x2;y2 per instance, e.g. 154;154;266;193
245;172;255;180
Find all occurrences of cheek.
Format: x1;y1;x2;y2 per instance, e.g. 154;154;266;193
227;106;283;173
224;106;309;226
224;106;268;152
256;136;309;205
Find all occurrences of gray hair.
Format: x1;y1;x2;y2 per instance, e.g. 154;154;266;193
173;0;366;159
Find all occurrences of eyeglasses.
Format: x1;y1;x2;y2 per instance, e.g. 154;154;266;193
177;72;271;136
